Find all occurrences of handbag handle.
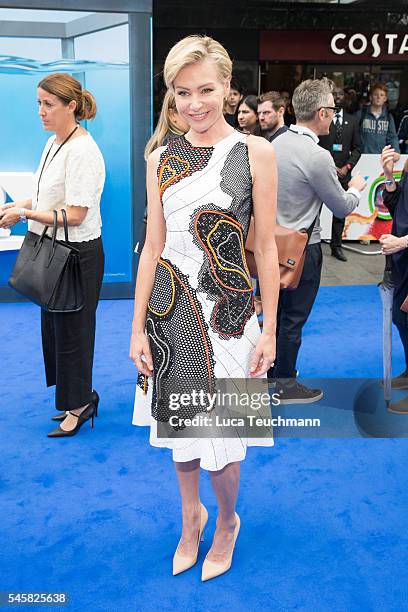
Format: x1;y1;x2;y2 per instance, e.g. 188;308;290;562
47;210;70;267
32;212;57;261
32;209;69;265
61;208;69;242
46;211;59;268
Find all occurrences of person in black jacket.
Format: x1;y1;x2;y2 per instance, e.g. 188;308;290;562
380;145;408;412
223;78;243;127
319;86;361;261
398;111;408;154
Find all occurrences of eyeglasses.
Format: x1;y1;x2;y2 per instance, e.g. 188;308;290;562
318;106;340;113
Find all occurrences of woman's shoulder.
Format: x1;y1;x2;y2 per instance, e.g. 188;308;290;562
246;133;275;159
66;134;104;160
246;133;272;147
69;133;98;149
147;145;166;168
41;135;55;152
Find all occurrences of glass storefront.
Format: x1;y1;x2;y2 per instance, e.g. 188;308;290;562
0;3;152;300
261;62;405;110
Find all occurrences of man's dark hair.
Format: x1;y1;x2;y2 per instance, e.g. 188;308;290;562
230;79;243;94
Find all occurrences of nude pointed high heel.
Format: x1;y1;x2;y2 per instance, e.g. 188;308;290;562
173;502;208;576
201;513;240;582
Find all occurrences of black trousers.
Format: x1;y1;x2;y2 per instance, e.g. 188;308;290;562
393;291;408;369
41;237;104;411
330;179;348;247
269;243;323;379
331;215;346;248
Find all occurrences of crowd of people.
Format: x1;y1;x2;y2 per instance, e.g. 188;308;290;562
226;80;408;261
227;79;408;153
1;33;408;583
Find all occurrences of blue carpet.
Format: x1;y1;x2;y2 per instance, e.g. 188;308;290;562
1;285;407;612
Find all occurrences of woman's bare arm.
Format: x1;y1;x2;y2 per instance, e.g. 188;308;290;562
130;147;166;376
0;202;87;228
247;135;280;376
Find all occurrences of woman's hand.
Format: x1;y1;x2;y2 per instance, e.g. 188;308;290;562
249;332;276;377
381;145;396;179
0;206;21;229
1;203;15;212
130;330;154;377
380;233;407;255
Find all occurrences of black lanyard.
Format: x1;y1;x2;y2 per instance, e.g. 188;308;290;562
36;125;79;200
288;127;316;142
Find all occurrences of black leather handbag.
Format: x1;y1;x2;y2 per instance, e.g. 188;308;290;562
9;209;84;312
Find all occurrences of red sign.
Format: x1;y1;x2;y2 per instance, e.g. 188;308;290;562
260;31;408;62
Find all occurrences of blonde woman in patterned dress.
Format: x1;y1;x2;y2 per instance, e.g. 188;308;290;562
130;35;280;581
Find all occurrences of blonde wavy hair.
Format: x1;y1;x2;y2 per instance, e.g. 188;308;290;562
144;90;187;159
163;35;232;90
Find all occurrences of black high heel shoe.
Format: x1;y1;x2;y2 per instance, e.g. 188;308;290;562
51;390;99;421
47;402;97;438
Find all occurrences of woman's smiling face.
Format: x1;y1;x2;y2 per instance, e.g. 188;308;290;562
173;58;229;134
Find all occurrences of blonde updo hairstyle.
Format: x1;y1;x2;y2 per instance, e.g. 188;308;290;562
38;72;97;121
163;35;232;92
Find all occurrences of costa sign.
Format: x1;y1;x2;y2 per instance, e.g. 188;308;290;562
260;31;407;62
331;33;408;57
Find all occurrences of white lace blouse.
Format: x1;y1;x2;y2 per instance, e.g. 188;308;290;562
29;133;105;242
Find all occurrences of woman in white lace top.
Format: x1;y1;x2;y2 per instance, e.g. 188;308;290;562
0;72;105;438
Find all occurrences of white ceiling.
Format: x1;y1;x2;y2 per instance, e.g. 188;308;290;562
0;9;94;23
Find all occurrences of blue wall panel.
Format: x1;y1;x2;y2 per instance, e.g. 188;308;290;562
85;69;132;285
0;66;133;292
0;73;48;170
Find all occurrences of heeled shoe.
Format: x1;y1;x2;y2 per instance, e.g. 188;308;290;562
51;390;100;421
51;411;68;422
47;402;97;438
201;513;240;582
173;502;208;576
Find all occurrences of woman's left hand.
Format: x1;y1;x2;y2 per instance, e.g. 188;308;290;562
0;206;21;229
249;332;276;377
379;233;407;255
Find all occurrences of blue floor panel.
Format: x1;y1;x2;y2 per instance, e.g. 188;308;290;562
1;285;407;611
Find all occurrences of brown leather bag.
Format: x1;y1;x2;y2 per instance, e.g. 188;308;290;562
245;216;309;290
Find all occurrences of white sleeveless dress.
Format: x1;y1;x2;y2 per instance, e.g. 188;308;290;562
133;130;274;471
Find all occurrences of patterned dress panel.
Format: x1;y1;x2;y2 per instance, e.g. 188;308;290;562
189;140;255;339
157;136;213;201
219;141;254;237
145;257;216;426
139;131;259;425
192;207;254;339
